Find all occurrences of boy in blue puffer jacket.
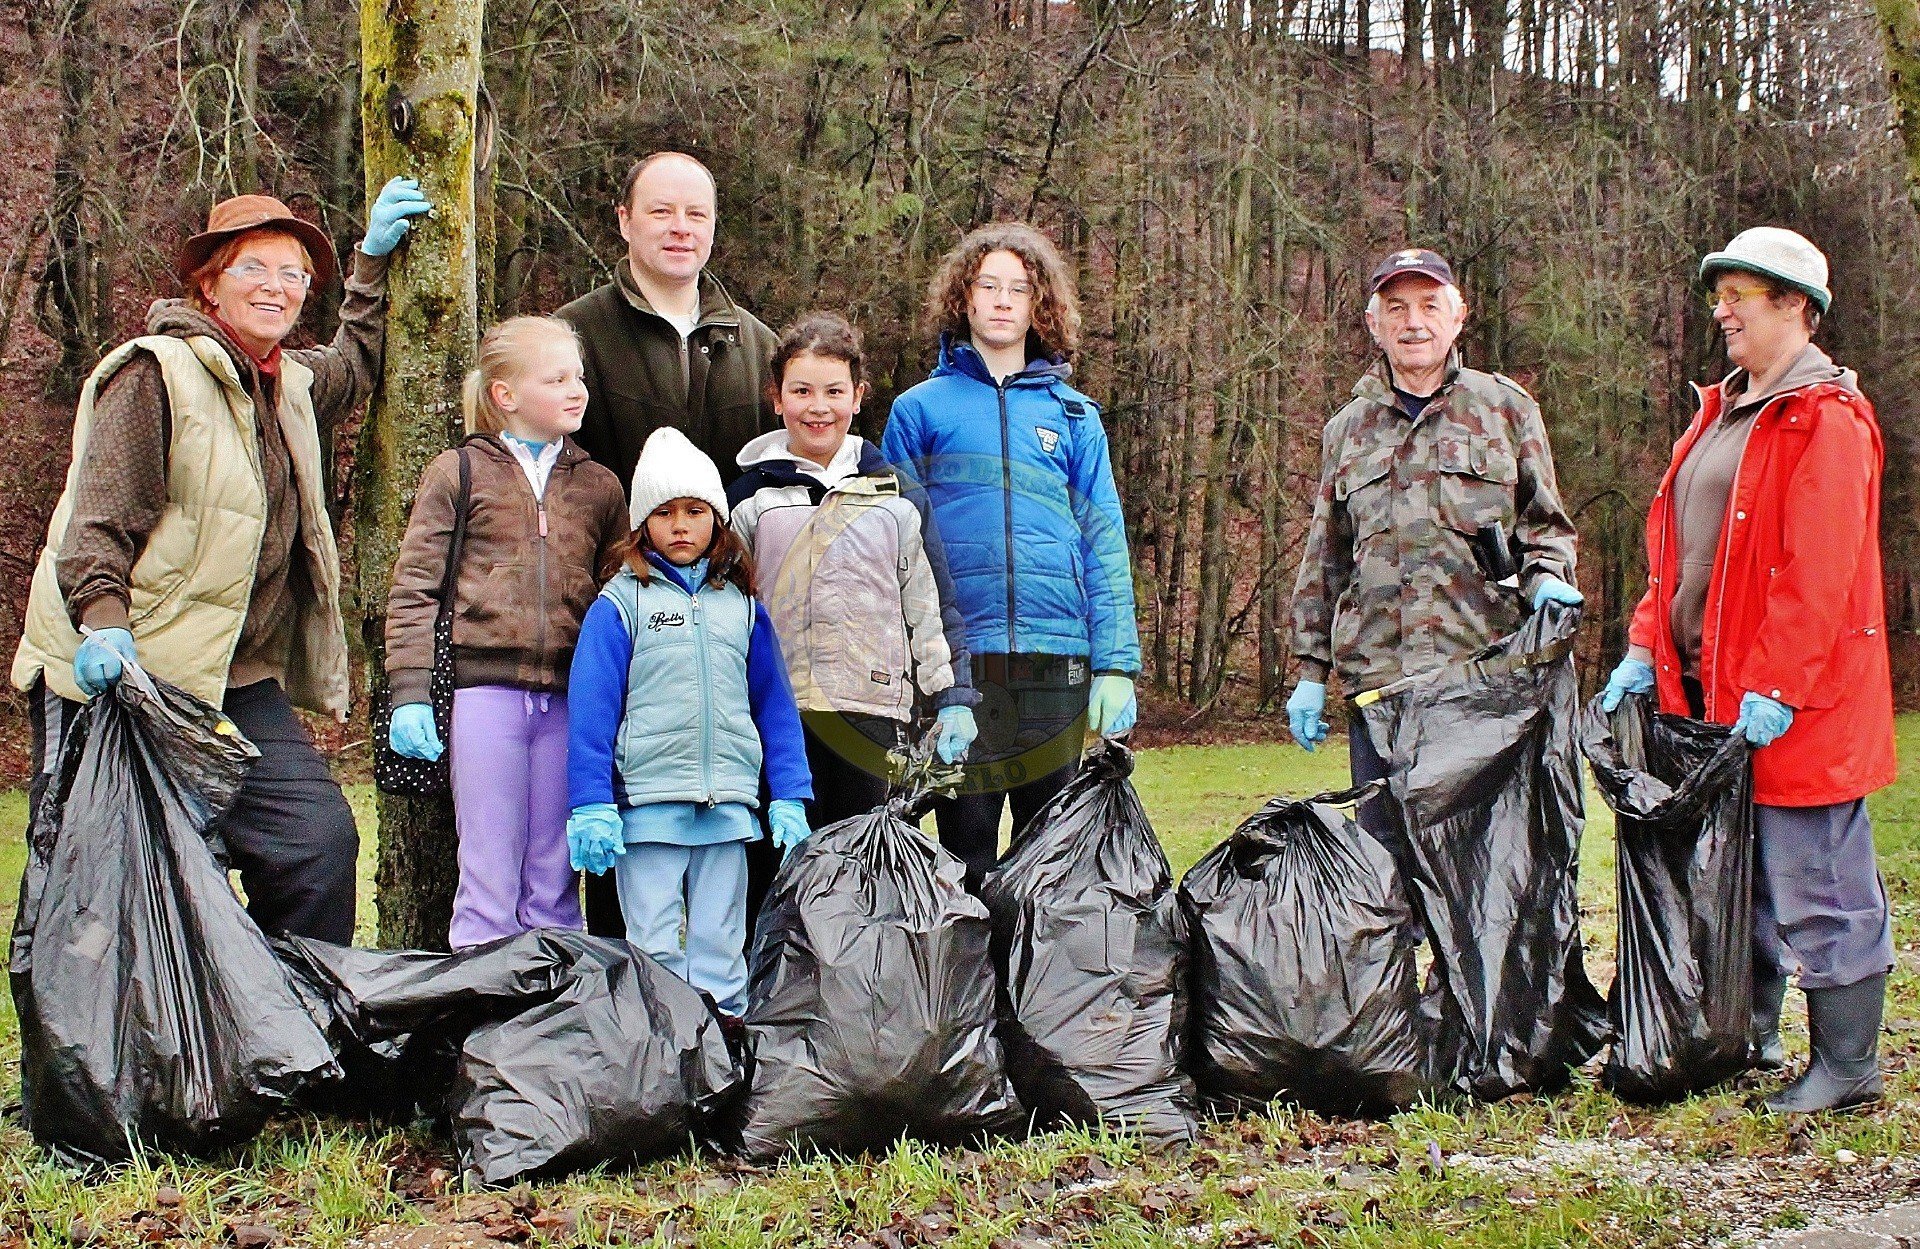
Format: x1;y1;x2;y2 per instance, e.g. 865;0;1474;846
881;223;1141;889
566;426;813;1018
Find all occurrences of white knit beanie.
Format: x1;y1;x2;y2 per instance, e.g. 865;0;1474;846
628;426;731;528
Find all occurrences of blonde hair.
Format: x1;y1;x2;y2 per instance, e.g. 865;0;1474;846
461;316;583;435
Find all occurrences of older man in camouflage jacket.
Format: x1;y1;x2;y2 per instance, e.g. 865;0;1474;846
1284;248;1583;854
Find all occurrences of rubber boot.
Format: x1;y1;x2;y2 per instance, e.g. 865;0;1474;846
1752;970;1787;1071
1764;974;1885;1114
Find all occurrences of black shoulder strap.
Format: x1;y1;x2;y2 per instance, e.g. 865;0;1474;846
434;447;474;630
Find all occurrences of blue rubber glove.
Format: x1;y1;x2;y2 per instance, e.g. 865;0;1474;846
1733;692;1794;747
1531;576;1585;610
1088;674;1138;737
1599;657;1656;713
73;627;138;698
360;177;433;257
769;799;812;858
388;702;444;761
1286;681;1329;751
934;705;978;764
566;802;626;876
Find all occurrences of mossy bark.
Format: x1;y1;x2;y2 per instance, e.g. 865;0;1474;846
358;0;483;950
1878;0;1920;219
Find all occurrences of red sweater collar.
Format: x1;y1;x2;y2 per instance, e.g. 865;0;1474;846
210;314;283;377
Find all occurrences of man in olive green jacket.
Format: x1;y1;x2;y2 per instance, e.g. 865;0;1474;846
557;151;779;496
556;150;781;936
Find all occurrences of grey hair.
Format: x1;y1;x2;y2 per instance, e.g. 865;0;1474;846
1366;282;1465;320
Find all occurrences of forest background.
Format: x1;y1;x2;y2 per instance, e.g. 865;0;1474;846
1;0;1917;750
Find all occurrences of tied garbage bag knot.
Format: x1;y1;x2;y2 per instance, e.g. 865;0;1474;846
9;666;337;1162
1180;780;1428;1117
1581;692;1756;1103
981;740;1198;1143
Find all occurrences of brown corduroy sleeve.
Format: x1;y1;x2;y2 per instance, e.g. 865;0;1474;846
384;450;459;706
593;468;630;583
55;353;171;634
288;247;390;435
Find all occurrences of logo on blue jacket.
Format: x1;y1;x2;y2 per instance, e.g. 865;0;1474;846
1034;426;1060;454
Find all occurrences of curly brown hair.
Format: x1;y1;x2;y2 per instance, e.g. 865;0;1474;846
925;222;1082;360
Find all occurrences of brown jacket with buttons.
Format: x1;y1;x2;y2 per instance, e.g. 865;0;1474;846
385;434;629;704
555;260;779;494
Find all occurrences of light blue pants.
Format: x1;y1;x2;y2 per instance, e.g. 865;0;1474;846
613;841;751;1016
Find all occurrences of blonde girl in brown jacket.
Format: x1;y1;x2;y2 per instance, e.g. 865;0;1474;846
386;316;628;947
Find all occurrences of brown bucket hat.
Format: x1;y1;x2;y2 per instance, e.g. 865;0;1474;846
176;194;338;293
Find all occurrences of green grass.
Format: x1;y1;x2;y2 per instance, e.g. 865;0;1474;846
0;723;1914;1246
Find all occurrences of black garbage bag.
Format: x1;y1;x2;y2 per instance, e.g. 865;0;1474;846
275;928;631;1120
981;742;1196;1143
733;787;1023;1160
1354;601;1608;1101
453;942;743;1184
1581;693;1755;1102
1179;783;1428;1117
9;667;338;1161
278;929;741;1183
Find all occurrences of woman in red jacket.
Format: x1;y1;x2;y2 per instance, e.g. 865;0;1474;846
1600;227;1897;1114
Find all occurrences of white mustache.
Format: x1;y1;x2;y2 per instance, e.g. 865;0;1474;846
1395;331;1434;344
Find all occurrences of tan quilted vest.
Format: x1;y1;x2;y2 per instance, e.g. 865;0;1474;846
12;334;350;716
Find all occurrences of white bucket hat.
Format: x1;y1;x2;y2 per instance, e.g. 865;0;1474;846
1700;226;1832;312
627;426;731;528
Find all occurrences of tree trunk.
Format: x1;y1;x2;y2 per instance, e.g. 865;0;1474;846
37;0;105;398
1190;155;1254;706
359;0;484;950
235;0;264;191
1877;0;1920;220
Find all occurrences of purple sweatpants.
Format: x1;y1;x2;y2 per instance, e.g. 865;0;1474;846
449;685;581;948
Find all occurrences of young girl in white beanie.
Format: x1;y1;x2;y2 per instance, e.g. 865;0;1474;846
565;426;812;1017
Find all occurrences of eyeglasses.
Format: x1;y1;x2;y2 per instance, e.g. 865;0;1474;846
1705;284;1773;312
224;261;313;291
972;277;1035;300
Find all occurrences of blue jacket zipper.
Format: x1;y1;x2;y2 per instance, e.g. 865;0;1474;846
998;380;1018;653
690;587;714;804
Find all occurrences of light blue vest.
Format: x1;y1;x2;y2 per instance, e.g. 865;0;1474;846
602;567;762;808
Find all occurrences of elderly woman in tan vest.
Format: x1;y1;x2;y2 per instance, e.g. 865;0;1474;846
12;178;430;944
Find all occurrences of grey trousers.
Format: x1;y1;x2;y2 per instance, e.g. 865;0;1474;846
1754;800;1894;991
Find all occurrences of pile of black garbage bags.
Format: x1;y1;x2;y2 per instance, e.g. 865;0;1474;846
8;669;742;1181
12;612;1759;1181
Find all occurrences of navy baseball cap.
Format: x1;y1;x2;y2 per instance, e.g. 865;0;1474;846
1369;248;1455;295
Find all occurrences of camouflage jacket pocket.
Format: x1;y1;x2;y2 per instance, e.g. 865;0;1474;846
1336;448;1397;542
1435;434;1517;533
